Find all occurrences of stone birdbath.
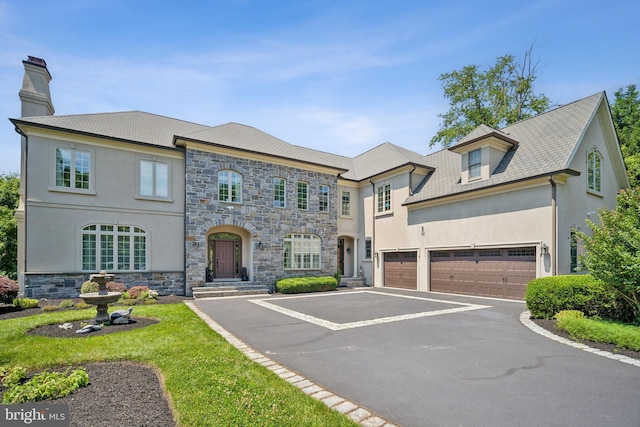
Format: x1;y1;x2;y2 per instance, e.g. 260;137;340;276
79;270;122;324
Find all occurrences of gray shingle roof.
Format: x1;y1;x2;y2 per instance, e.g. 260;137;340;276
178;123;351;172
341;142;434;181
12;111;209;148
404;92;605;205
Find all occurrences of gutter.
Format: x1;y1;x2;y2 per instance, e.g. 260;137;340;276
549;176;557;276
14;125;28;293
369;178;376;287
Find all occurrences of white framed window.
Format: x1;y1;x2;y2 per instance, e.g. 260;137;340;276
468;148;481;180
377;183;391;213
365;238;372;259
297;182;308;210
82;224;146;271
274;177;286;208
319;185;329;212
283;233;321;270
587;149;602;193
219;170;242;203
341;190;351;216
53;147;93;192
138;159;170;199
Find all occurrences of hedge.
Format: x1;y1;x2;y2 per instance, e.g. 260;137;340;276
526;275;619;320
275;276;338;294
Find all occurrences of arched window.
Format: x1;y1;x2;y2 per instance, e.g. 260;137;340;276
81;225;147;271
587;149;602;193
283;234;321;270
218;170;242;203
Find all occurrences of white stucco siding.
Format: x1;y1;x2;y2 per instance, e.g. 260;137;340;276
23;132;185;274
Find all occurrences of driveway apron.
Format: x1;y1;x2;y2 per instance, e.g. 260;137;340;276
192;288;640;427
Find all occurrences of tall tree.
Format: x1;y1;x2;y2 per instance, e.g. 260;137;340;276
0;174;19;279
430;45;550;148
610;84;640;187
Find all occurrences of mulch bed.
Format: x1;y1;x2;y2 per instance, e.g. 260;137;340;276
1;296;189;426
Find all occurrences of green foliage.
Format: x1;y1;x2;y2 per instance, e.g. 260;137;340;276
0;275;19;304
12;297;39;309
60;299;75;308
553;310;585;321
1;366;27;388
526;275;619;320
127;285;151;299
0;174;19;279
276;276;338;294
577;187;640;322
611;84;640;186
0;304;357;426
2;368;89;404
554;316;640;352
430;45;550;148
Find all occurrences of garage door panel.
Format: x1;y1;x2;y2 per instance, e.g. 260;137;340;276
430;248;536;300
384;252;417;290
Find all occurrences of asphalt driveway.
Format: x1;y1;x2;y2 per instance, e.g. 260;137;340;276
191;288;640;427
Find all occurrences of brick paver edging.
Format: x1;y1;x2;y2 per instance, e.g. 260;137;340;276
185;302;398;427
520;310;640;368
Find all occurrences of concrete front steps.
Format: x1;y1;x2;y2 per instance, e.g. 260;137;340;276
192;281;272;299
339;277;366;287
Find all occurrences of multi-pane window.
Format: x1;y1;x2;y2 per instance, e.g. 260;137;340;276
219;170;242;203
274;177;286;208
570;230;579;272
469;149;481;179
82;225;146;271
55;148;91;189
283;234;321;270
341;191;351;216
140;160;169;198
319;185;329;212
365;238;372;259
587;150;602;192
297;182;308;210
377;184;391;213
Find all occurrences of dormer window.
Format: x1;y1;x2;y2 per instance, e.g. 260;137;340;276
468;149;482;180
448;125;519;185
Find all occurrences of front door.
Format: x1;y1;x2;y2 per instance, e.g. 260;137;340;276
215;240;236;278
208;232;242;279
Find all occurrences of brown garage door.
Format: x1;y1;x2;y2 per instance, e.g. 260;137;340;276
384;252;417;290
430;247;536;300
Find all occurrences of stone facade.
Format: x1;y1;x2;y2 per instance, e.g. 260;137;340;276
23;271;184;299
184;148;338;295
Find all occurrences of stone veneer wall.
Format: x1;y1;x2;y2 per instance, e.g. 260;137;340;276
185;148;338;295
23;271;184;299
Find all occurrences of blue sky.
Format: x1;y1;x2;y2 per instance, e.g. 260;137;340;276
1;0;638;173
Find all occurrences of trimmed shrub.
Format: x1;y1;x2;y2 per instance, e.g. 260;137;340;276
554;315;640;351
80;281;126;294
276;276;338;294
0;276;19;304
127;285;151;299
12;298;38;309
526;275;619;320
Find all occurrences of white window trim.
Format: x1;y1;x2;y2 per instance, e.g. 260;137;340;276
80;224;148;272
283;233;322;270
297;181;308;210
135;157;173;202
274;177;286;208
218;170;243;204
341;190;352;217
319;185;330;212
376;182;392;215
49;145;96;195
468;148;482;181
586;149;603;196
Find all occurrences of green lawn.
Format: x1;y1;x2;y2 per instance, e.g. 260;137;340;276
0;304;358;426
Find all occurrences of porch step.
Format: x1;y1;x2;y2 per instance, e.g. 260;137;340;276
340;277;366;287
192;282;272;299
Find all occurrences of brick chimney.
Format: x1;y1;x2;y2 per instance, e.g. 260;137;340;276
19;56;55;118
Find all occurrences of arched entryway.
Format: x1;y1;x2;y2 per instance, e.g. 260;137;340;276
207;232;242;281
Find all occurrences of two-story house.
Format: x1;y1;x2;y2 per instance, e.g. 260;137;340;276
11;56;628;300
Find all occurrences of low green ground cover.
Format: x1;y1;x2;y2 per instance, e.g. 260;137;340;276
0;304;357;426
554;310;640;351
276;276;338;294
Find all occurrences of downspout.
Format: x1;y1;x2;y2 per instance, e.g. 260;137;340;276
549;176;557;276
14;125;28;292
408;165;416;196
369;179;376;287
